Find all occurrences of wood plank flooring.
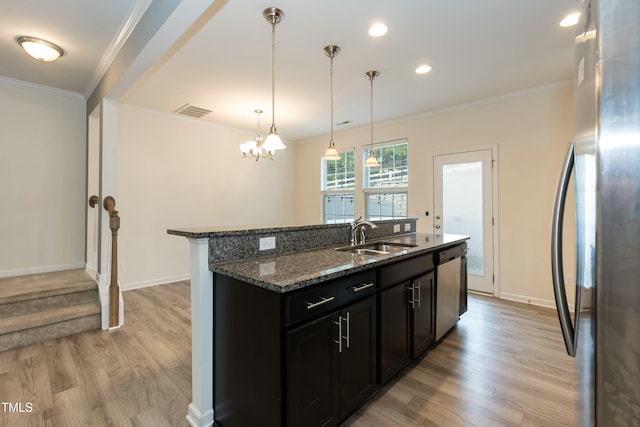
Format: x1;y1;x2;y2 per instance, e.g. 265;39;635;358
345;295;577;427
0;281;576;427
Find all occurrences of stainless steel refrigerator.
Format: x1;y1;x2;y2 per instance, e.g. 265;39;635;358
551;0;640;425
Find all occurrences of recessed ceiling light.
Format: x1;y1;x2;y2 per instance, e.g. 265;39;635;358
368;22;388;37
416;64;432;74
560;12;580;27
16;36;64;62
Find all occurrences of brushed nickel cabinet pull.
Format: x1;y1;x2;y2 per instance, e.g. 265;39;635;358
334;316;343;353
344;312;350;349
306;296;335;310
352;283;374;292
408;285;415;309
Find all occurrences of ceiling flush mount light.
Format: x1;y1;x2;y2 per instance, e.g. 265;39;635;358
368;22;388;37
241;109;273;161
16;36;64;62
415;64;432;74
322;45;342;161
364;70;380;168
261;7;286;152
560;12;580;27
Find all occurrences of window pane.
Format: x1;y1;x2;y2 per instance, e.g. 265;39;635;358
366;193;407;220
323;151;355;190
324;194;355;224
364;142;408;188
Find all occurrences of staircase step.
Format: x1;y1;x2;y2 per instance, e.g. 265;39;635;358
0;308;101;352
0;270;102;352
0;302;101;335
0;288;98;319
0;269;96;305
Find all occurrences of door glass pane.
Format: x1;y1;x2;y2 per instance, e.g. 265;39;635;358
442;162;484;274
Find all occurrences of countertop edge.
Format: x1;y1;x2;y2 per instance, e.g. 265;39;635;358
212;234;469;293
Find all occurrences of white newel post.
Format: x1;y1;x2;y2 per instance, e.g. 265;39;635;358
186;238;214;427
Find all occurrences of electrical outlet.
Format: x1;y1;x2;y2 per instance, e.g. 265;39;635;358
259;236;276;251
393;224;400;233
404;223;411;232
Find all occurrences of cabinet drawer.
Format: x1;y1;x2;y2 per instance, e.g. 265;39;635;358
378;253;434;290
436;245;463;265
286;270;376;326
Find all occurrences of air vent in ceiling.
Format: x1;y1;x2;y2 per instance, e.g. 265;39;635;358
174;103;212;118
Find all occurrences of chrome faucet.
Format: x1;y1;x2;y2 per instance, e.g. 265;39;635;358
350;217;378;245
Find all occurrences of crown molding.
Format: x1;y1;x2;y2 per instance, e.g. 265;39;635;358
83;0;153;98
0;76;84;101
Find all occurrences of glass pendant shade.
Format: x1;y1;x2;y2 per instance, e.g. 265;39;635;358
365;150;380;167
323;144;341;160
263;129;285;151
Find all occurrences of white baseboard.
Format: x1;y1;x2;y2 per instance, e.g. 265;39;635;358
498;291;575;310
121;274;191;291
0;262;86;279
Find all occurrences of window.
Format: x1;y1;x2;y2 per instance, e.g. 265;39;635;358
363;141;408;220
322;150;355;223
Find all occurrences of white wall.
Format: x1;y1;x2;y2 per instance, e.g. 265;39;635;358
0;78;86;277
117;105;296;289
294;82;576;306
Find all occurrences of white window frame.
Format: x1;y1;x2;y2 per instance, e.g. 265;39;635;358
363;140;408;220
321;150;355;224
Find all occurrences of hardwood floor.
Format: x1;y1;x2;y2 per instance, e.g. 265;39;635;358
345;294;577;427
0;282;576;427
0;281;192;427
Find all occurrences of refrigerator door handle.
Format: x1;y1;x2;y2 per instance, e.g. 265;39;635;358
551;142;579;357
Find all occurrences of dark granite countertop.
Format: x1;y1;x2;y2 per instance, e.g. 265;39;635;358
212;233;468;293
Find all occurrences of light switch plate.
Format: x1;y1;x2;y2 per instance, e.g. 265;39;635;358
393;224;400;233
259;236;276;251
404;223;411;232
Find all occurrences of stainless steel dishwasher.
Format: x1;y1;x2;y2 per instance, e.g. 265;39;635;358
435;246;462;341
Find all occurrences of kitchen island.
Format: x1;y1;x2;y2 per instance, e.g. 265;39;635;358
168;220;468;427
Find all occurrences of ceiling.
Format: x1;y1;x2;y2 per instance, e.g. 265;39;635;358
1;0;580;142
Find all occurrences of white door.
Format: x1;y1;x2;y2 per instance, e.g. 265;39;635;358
434;148;495;294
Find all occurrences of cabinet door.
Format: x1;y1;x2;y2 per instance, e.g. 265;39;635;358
287;312;340;427
379;282;411;385
412;271;435;357
339;295;378;418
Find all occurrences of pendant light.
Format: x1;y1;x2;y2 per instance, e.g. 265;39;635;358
261;7;286;152
322;45;341;160
240;109;273;161
364;70;380;168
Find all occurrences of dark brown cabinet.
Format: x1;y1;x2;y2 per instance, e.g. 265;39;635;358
379;282;411;384
379;253;435;385
212;242;467;426
411;271;435;357
287;295;377;427
286;310;340;427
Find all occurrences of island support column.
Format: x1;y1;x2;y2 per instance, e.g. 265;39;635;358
186;237;214;427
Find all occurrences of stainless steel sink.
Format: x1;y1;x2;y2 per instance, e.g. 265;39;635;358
336;241;417;255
